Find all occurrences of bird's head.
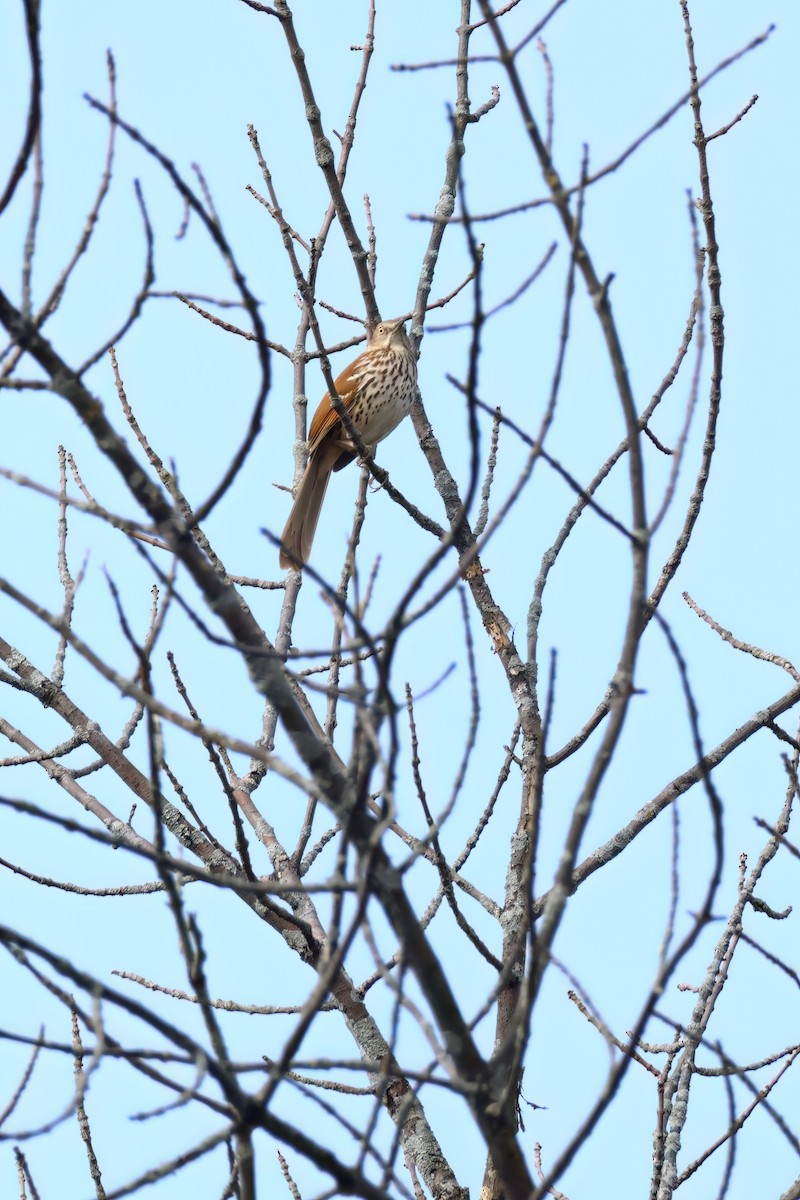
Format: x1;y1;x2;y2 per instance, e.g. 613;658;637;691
370;317;409;350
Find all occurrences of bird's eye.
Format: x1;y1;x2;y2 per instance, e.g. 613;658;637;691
377;325;385;334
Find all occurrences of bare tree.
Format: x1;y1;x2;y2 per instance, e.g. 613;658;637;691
1;2;797;1199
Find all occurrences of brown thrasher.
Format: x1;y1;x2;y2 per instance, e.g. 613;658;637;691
279;317;417;569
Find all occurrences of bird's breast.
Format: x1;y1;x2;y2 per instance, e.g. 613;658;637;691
349;349;417;446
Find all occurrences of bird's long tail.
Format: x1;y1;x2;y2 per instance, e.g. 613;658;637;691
279;445;337;569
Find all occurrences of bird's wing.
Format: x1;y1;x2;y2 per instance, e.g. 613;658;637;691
307;357;364;453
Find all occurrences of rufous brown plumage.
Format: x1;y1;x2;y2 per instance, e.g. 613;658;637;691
279;318;417;569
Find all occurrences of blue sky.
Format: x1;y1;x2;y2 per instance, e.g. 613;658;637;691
1;2;799;1198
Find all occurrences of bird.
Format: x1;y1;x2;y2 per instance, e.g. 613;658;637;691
279;317;417;570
